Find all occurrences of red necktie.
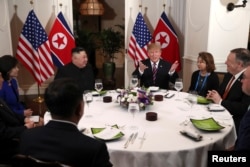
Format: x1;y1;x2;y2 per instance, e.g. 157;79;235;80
152;63;157;84
222;76;235;100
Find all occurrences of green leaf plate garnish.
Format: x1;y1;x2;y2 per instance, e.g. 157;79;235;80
197;96;212;104
91;124;124;141
190;117;225;131
92;90;107;96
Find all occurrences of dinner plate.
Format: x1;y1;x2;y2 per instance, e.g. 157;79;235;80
207;104;225;112
148;86;159;92
197;96;212;104
91;125;124;141
190;117;225;131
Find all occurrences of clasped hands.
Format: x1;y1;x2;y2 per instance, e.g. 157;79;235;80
206;90;222;104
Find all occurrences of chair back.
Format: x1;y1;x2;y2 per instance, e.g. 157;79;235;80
12;154;72;167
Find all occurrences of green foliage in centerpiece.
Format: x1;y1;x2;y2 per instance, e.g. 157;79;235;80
117;88;154;110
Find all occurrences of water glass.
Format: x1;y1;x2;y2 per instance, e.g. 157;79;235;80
83;90;93;118
130;75;138;89
95;79;103;101
174;78;183;100
128;103;139;130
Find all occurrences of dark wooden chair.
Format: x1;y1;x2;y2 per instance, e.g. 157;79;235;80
12;154;72;167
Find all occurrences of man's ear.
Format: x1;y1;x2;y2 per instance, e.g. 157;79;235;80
75;101;84;117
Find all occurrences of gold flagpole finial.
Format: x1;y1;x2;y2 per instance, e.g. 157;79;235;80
30;0;33;5
139;4;142;12
163;4;166;10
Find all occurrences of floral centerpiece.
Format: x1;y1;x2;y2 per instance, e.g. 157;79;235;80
118;88;154;110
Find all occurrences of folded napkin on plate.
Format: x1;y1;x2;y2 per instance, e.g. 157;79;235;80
208;104;225;111
180;129;202;141
93;127;122;140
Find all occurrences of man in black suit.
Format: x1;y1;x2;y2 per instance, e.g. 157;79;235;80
207;48;250;134
54;47;95;94
235;66;250;150
19;78;113;167
132;43;179;89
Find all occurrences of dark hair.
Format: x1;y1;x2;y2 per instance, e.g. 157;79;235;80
198;52;216;72
231;48;250;67
71;47;86;55
44;78;83;118
0;55;18;80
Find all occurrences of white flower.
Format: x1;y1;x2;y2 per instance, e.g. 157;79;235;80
139;102;144;107
121;97;126;102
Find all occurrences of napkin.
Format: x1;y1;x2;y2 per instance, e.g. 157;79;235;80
208;104;225;111
93;127;122;140
180;129;202;141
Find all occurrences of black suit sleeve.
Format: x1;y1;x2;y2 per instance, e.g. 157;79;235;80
0;99;26;140
92;143;113;167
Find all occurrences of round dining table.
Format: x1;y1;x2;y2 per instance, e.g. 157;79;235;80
44;90;237;167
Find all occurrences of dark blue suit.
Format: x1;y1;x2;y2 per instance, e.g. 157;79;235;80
132;59;178;89
235;110;250;151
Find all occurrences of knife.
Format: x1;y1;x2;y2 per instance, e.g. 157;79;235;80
131;132;138;144
139;132;146;149
124;133;134;148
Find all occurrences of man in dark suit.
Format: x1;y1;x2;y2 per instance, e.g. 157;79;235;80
19;78;112;167
132;43;179;89
54;47;95;94
207;48;250;134
235;65;250;150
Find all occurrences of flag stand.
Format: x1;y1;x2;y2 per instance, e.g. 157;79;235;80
33;84;44;103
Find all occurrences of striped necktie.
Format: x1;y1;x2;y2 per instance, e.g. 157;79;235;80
222;76;235;100
152;63;157;84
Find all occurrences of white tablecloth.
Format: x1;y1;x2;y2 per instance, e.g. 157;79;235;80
44;90;237;167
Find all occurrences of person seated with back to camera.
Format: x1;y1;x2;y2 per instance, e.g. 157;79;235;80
132;43;179;90
0;55;33;118
19;78;113;167
54;47;95;94
188;51;219;97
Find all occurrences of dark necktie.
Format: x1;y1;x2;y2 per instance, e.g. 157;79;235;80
152;63;157;84
222;76;235;100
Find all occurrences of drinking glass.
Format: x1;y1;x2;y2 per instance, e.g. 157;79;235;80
83;90;93;118
174;78;183;100
95;79;103;101
187;91;198;110
130;75;138;89
128;103;140;130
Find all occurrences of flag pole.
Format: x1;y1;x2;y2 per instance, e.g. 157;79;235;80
33;84;44;103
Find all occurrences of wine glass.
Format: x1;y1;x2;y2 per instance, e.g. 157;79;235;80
174;78;183;100
83;90;93;118
95;79;103;101
187;91;198;110
128;103;140;130
130;75;138;89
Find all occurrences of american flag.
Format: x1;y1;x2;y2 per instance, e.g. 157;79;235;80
128;12;152;67
16;10;54;85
